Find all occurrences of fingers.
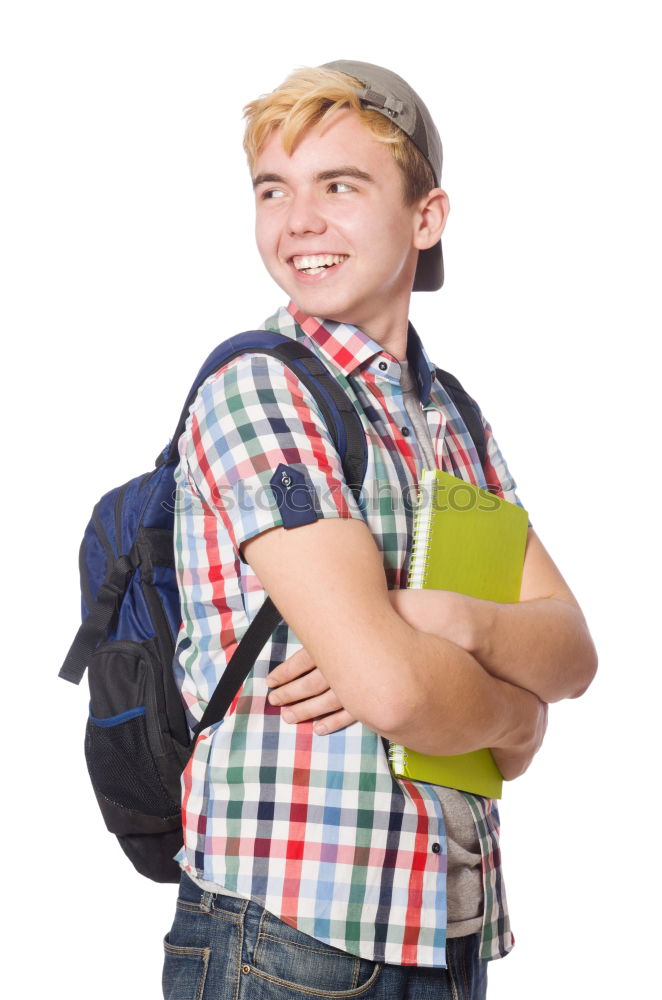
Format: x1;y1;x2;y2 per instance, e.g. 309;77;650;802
313;710;357;736
279;689;344;723
265;648;357;736
283;699;357;736
266;646;317;688
267;667;329;706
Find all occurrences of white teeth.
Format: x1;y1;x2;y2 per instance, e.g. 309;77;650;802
292;253;348;272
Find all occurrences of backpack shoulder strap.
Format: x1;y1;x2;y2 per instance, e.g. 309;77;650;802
434;367;488;471
161;330;367;495
59;552;138;683
170;331;367;738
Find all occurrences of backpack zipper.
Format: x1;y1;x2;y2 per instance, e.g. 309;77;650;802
114;483;129;554
92;506;115;561
143;650;165;757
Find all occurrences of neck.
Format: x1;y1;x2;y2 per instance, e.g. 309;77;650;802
334;292;412;361
360;312;410;361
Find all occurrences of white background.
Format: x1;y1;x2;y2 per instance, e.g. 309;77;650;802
2;1;660;997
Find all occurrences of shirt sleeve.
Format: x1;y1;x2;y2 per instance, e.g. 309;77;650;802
474;403;532;526
180;352;363;555
480;413;521;505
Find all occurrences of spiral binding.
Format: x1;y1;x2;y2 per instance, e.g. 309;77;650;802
407;469;438;590
388;742;408;774
391;471;440;779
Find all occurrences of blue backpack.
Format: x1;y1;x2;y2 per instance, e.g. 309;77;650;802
59;327;487;883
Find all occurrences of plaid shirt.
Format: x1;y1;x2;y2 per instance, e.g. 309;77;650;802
173;301;522;967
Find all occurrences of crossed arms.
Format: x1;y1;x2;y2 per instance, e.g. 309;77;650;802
243;517;597;780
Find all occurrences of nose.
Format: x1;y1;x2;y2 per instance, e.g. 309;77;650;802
286;187;326;237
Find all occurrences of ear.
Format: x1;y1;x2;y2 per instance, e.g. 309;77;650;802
413;188;450;251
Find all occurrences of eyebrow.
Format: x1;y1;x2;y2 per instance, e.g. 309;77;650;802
252;166;375;189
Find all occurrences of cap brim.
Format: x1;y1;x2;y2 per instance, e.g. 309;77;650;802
413;239;443;292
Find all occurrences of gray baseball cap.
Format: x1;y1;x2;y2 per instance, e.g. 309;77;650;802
321;59;444;291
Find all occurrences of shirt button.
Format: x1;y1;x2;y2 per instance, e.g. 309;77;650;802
401;426;410;437
378;361;388;371
431;842;441;854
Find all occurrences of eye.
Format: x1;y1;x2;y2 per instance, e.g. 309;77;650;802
328;181;354;194
259;188;285;200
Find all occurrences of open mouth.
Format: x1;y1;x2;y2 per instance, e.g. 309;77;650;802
290;253;349;276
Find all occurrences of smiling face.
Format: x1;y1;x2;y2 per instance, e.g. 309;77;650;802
253;110;436;350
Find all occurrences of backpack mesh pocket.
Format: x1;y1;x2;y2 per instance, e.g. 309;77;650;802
85;709;179;816
84;640;181;826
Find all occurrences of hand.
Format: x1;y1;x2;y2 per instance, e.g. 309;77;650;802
266;646;358;735
491;693;548;780
388;588;491;656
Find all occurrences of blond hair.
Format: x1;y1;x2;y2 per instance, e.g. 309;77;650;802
243;67;435;205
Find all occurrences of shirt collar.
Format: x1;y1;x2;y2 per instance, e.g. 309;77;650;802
285;301;377;375
281;301;436;403
405;322;436;405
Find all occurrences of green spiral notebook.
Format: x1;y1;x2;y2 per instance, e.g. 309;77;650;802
389;468;529;799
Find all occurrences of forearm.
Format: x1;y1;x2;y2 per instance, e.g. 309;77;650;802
267;613;546;778
389;589;597;704
470;596;597;702
378;628;544;764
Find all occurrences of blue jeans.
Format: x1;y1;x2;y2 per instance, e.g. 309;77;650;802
162;872;488;999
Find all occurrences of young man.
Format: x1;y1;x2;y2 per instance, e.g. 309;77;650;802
163;61;597;999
